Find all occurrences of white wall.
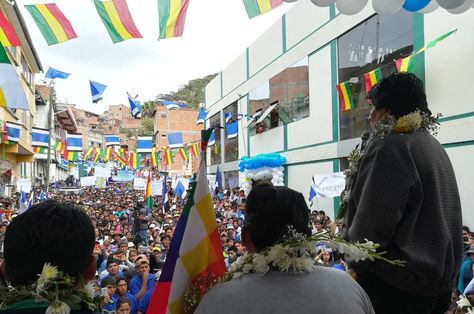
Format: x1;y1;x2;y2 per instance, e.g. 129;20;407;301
285;0;330;49
288;44;333;149
249;126;284;155
445;144;474;229
438;116;474;145
424;10;474;118
249;21;283;77
238;97;249;158
222;51;247;96
287;161;336;219
205;73;221;109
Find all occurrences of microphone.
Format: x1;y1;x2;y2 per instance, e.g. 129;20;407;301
360;131;370;151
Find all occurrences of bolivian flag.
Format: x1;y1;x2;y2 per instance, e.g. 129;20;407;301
0;43;28;110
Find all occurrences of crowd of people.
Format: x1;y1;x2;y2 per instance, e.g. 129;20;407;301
0;179;352;314
0;73;470;313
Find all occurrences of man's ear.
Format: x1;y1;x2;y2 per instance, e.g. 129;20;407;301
81;255;97;281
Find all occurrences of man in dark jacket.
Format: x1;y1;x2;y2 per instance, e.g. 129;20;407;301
346;73;463;314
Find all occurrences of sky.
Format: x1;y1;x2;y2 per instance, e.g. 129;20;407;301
17;0;293;114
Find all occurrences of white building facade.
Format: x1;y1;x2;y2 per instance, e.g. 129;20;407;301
205;1;474;221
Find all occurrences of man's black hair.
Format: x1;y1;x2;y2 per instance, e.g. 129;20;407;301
245;184;310;251
101;276;117;287
107;257;120;268
368;72;431;118
463;226;471;233
227;246;238;253
4;200;95;285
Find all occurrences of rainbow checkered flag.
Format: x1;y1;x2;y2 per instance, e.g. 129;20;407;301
148;128;225;313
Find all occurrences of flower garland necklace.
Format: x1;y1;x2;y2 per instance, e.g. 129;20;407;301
337;110;440;219
456;295;474;314
225;226;405;281
0;263;99;314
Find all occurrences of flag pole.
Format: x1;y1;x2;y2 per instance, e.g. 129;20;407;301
45;80;54;192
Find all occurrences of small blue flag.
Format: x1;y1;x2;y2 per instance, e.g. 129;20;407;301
90;80;107;103
45;67;71;79
127;92;141;119
196;109;207;125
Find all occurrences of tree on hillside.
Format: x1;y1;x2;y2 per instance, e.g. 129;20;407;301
141;100;156;118
138;116;154;136
155;74;217;109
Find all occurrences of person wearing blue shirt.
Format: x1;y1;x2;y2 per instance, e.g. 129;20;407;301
116;277;138;314
137;289;153;314
129;254;155;301
101;277;119;313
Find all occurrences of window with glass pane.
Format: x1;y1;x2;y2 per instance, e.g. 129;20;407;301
209;113;221;165
224;102;239;162
338;12;413;141
248;57;310;135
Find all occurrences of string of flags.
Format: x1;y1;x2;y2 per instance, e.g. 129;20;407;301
336;29;457;112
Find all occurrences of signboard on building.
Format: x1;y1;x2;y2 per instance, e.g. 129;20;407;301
95;167;111;178
80;176;96;187
133;178;146;190
312;172;345;198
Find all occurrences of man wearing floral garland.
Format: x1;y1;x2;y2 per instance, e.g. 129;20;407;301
345;73;463;313
196;184;374;314
0;200;99;313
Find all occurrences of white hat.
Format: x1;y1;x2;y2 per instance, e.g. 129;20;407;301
128;242;135;248
149;223;156;229
226;224;234;230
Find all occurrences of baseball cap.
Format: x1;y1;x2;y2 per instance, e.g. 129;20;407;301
135;254;149;267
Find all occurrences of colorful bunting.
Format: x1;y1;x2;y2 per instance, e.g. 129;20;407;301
336;82;354;112
163;148;174;166
151;152;159;167
117;149;128;165
33;146;48;154
128;150;140;169
0;11;20;47
54;141;64;153
242;0;283;19
94;0;143;43
66;151;79;161
395;56;415;73
24;3;77;46
191;142;200;157
84;147;94;160
364;68;383;93
178;147;188;162
157;0;190;39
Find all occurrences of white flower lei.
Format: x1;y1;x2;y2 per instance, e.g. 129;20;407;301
457;295;474;314
337;110;440;219
0;263;99;314
225;226;404;281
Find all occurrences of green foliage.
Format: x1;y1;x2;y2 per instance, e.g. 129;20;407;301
155;74;217;109
141;100;156;118
138;116;154;136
